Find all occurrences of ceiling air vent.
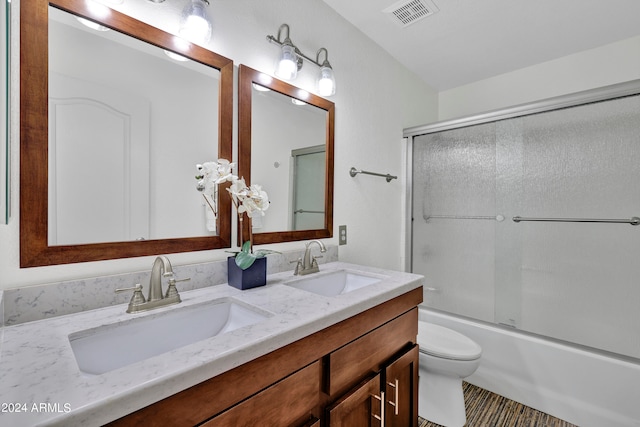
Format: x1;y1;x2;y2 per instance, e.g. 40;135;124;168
383;0;439;28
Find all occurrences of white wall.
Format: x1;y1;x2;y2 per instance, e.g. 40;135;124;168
439;35;640;120
0;0;437;289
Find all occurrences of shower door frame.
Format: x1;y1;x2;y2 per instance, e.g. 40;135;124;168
403;78;640;273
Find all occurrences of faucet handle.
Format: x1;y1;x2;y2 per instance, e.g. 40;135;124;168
165;277;190;300
115;283;142;293
311;255;323;267
290;258;303;275
115;284;146;306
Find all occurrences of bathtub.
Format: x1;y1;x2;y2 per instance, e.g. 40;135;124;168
419;306;640;427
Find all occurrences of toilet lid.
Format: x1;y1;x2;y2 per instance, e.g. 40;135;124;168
417;322;482;361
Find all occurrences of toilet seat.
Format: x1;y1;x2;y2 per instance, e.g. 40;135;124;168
418;322;482;361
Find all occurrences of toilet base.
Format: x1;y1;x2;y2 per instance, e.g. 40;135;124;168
419;372;467;427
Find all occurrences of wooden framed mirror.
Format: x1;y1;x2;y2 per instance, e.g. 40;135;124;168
20;0;233;267
238;65;334;245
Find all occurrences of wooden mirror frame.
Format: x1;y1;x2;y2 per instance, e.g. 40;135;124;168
238;65;334;245
20;0;233;267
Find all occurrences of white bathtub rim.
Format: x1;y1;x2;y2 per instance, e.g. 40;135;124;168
418;306;640;427
419;307;640;368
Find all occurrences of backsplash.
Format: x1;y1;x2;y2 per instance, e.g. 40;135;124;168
4;245;338;326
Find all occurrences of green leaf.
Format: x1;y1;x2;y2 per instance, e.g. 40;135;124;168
254;249;281;258
235;250;257;270
241;240;252;254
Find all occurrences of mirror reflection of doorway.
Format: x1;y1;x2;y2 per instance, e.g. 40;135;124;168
291;145;325;230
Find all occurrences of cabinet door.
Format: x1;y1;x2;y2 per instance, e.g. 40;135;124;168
326;374;384;427
384;345;419;427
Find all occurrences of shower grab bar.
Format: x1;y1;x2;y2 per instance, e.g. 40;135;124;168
294;209;324;214
513;216;640;226
424;214;505;222
350;167;397;182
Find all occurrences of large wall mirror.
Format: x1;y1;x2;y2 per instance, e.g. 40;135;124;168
238;65;334;245
20;0;233;267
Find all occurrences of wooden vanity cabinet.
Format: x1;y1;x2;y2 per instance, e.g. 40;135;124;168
325;310;419;427
325;344;418;427
107;287;422;427
324;346;419;427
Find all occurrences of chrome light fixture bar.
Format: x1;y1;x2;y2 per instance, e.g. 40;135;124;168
266;23;336;96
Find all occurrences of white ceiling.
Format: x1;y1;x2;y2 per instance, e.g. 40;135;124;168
322;0;640;91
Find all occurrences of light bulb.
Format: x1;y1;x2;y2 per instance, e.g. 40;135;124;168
179;0;212;45
317;64;335;96
275;44;298;80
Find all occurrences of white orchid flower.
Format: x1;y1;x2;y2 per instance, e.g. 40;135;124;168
196;159;238;195
214;159;236;184
244;185;270;216
227;177;248;198
195;161;272;257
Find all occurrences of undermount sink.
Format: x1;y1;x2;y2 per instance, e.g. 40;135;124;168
284;269;387;297
69;298;271;375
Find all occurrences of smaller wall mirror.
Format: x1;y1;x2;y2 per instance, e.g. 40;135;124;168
238;65;334;245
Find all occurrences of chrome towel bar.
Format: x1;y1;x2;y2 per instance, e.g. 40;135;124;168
512;216;640;226
425;214;505;222
294;209;324;214
350;167;397;182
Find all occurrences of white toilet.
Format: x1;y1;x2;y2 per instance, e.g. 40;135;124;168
417;321;482;427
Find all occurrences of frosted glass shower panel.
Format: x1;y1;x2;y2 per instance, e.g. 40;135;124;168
412;124;497;322
411;92;640;359
418;123;497;220
517;95;640;358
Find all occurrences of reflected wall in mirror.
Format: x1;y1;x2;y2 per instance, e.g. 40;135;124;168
49;8;221;245
20;0;233;267
238;65;334;245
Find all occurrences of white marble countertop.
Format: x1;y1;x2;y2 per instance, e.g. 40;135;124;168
0;262;423;426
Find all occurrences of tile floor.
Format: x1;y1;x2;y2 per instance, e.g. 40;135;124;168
418;382;578;427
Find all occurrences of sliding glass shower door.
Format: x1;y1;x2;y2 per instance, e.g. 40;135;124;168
410;90;640;360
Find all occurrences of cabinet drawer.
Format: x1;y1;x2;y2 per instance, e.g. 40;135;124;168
203;360;320;426
326;308;417;397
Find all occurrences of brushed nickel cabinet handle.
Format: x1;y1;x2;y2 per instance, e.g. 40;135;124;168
372;391;386;426
388;379;399;415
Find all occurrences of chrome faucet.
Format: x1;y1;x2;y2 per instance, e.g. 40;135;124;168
294;240;326;276
148;256;174;302
116;256;190;313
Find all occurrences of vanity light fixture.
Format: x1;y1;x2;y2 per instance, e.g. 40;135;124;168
316;48;336;96
266;23;337;96
179;0;213;45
